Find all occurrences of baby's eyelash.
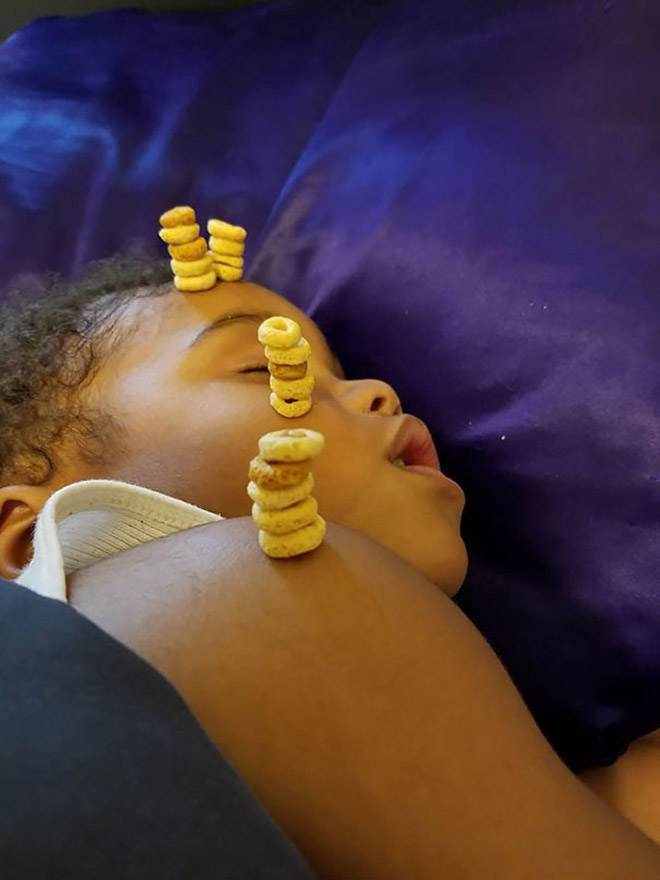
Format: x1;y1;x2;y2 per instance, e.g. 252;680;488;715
239;364;269;373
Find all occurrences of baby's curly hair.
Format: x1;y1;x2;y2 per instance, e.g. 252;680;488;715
0;256;173;486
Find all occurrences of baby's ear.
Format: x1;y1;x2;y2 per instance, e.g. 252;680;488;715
0;486;51;579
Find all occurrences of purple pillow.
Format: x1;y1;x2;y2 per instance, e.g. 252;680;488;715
249;0;660;771
0;2;381;287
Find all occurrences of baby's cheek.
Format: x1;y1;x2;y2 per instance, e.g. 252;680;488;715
207;413;291;517
313;451;377;525
216;391;365;519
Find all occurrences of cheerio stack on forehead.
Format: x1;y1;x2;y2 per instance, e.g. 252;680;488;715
159;206;216;292
248;429;326;558
158;206;246;290
207;218;247;282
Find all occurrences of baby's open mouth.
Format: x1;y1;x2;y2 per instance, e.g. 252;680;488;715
386;415;442;471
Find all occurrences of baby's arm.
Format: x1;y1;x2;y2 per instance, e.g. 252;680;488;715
69;518;660;879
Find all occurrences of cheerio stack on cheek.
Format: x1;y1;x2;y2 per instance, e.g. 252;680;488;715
207;218;246;282
248;429;326;558
249;315;325;557
159;206;217;292
258;316;314;418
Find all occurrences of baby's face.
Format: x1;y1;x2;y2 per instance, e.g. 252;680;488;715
81;281;467;596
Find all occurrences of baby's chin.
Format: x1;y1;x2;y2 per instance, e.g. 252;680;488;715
338;505;468;598
396;532;467;597
433;539;468;597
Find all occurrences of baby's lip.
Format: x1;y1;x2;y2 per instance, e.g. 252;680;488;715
386;415;442;471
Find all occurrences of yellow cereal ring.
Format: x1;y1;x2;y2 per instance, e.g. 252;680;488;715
213;264;243;282
168;238;208;261
207;219;247;241
248;456;312;490
269;374;315;400
268;362;307;380
265;338;311;365
270;394;312;418
258;429;324;462
170;255;213;277
247;473;314;510
174;271;217;292
158;224;201;245
251;495;318;534
209;236;245;257
207;251;244;268
160;206;196;228
258;316;301;348
258;515;326;558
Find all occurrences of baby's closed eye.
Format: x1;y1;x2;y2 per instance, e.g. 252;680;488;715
239;364;270;373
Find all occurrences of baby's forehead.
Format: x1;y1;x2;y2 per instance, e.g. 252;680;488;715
119;281;293;340
110;281;337;366
101;280;342;379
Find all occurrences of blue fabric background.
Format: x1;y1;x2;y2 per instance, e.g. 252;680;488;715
1;0;658;773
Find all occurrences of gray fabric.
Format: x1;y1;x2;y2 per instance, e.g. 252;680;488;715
0;577;315;879
0;0;264;42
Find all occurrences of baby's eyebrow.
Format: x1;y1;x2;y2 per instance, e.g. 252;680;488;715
188;310;344;377
188;312;274;349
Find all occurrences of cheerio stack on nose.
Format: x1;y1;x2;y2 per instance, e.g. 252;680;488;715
248;429;326;558
207;219;246;282
159;206;216;292
258;317;314;418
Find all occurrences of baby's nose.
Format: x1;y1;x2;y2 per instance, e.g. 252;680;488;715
335;377;402;416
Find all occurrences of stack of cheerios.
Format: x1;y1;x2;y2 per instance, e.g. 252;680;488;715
207;219;246;282
159;206;216;292
248;429;326;557
258;317;314;418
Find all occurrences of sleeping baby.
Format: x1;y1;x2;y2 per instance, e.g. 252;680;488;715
0;208;467;601
2;211;659;879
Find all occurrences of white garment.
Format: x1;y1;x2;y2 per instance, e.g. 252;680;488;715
16;479;223;603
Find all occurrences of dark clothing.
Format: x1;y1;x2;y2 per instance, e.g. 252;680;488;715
0;578;314;879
